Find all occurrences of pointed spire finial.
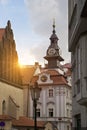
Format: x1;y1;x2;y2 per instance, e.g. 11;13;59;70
7;20;11;29
53;18;55;27
53;18;55;33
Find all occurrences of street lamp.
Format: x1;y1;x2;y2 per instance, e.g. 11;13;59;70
30;82;41;130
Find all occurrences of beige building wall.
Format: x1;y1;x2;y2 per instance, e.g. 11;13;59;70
0;80;23;119
2;121;12;130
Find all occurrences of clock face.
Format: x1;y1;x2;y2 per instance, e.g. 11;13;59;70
41;75;47;82
48;48;56;55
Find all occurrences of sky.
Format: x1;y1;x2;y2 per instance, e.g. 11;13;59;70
0;0;70;66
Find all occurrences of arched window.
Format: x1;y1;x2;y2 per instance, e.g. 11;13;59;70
2;100;6;114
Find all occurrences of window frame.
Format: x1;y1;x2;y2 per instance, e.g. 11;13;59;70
49;108;53;117
2;100;6;114
49;89;53;97
36;108;40;117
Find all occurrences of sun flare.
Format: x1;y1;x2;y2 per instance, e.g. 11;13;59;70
18;55;36;66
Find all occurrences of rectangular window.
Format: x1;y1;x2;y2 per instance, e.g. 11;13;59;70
37;108;40;117
67;109;69;117
67;90;68;97
72;57;76;97
49;108;53;117
75;114;81;130
76;79;80;94
77;45;81;79
85;77;87;90
85;41;87;77
67;125;69;130
49;89;53;97
2;100;6;114
70;110;72;117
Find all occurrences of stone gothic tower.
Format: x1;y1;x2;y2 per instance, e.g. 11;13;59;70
44;21;64;68
0;20;22;86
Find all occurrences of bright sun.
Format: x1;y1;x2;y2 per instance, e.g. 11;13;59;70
18;55;36;66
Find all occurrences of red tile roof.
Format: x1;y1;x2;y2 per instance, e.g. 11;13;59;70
51;75;68;85
31;69;68;86
62;63;71;69
0;115;12;120
12;116;44;127
0;29;5;41
47;69;61;76
20;66;36;86
65;68;71;76
40;69;61;76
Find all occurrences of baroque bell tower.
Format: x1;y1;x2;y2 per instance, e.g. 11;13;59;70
44;21;64;68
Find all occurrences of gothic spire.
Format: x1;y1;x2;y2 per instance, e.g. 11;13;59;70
7;20;11;29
